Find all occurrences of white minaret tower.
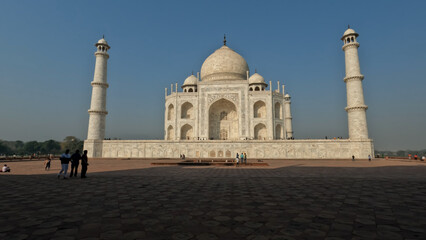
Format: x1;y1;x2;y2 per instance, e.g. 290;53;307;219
284;94;293;139
342;27;369;139
87;37;110;141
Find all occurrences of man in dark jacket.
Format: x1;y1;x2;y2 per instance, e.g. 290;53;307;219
81;150;89;178
69;150;81;178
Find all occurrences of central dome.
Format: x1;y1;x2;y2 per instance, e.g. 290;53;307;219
200;45;249;82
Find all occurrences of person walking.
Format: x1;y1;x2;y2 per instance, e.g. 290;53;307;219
81;150;89;178
58;149;71;179
44;154;52;170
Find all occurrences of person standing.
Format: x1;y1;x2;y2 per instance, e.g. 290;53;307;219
368;155;371;162
70;150;81;178
240;153;244;165
81;150;89;178
243;152;247;164
352;155;355;161
58;149;71;179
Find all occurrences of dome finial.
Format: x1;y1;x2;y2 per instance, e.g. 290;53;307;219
255;68;257;73
223;34;227;46
102;34;105;39
348;25;350;29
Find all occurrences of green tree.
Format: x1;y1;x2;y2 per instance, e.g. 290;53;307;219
41;140;61;154
24;141;41;154
61;136;83;153
0;142;12;155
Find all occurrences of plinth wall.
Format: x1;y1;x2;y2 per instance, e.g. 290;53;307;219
84;139;374;159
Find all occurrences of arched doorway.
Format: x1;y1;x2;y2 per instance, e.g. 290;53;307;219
209;99;238;140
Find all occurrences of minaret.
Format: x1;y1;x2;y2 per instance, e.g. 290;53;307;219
87;37;110;140
284;94;293;139
342;27;368;139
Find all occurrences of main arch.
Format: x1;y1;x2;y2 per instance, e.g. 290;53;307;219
208;99;238;140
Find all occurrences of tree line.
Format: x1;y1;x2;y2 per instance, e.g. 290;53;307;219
0;136;83;156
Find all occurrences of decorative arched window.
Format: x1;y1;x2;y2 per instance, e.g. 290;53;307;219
188;88;193;92
255;86;260;91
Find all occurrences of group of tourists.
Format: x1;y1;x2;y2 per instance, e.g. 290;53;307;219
235;152;247;166
57;149;89;179
408;154;425;161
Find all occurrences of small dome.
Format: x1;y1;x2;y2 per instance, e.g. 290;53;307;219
182;74;198;86
200;45;249;82
341;28;359;40
284;94;290;98
249;73;266;85
97;38;108;45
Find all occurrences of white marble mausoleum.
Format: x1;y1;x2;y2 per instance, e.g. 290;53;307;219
84;28;374;159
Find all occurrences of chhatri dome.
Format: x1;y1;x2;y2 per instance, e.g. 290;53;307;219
200;42;249;82
182;74;198;86
248;72;265;84
341;27;359;40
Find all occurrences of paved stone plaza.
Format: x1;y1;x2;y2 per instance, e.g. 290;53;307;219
0;159;425;240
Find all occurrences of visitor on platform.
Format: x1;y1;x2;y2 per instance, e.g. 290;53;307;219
70;150;81;178
2;164;10;172
240;153;244;164
243;152;247;164
352;155;355;161
81;150;89;178
422;156;425;161
58;149;71;179
368;155;371;162
414;154;418;160
44;154;52;170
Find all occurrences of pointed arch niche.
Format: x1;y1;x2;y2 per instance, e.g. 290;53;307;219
180;124;193;140
254;123;267;140
181;102;193;119
167;125;174;140
254;101;266;118
275;124;283;139
167;104;174;121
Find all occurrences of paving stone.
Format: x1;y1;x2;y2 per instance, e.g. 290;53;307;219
1;159;426;240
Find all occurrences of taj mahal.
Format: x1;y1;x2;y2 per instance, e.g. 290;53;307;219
84;27;374;159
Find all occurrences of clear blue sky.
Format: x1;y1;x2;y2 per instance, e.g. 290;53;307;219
0;0;425;151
